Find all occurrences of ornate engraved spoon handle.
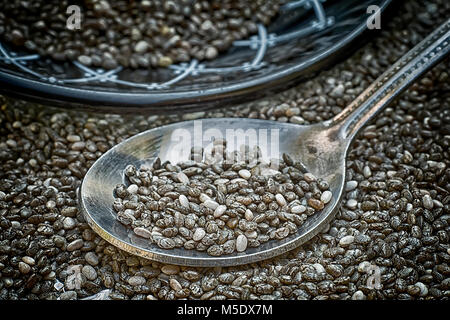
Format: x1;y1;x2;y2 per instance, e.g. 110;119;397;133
330;19;450;141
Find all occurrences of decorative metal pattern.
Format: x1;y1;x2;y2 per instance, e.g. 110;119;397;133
0;0;333;90
334;18;450;140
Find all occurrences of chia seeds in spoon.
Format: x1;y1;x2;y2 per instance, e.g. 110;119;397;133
113;142;332;256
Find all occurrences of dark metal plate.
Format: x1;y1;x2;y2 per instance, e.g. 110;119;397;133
0;0;392;113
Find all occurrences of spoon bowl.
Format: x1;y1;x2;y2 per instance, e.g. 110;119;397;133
79;19;450;266
79;118;345;266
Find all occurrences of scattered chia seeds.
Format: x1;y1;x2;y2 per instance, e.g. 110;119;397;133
0;0;284;69
0;0;448;300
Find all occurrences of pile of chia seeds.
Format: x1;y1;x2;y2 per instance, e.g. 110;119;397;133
113;144;332;256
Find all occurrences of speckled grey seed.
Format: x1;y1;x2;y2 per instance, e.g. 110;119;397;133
82;265;97;281
18;262;31;274
351;290;366;300
67;239;83;251
339;235;354;246
236;234;248;252
85;252;99;266
134;227;152;239
422;195;433;209
275;194;286;206
128;276;146;286
193;228;206;241
345;181;358;191
346;199;358;210
320;191;332;204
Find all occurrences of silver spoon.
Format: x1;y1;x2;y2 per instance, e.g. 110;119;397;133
80;20;450;267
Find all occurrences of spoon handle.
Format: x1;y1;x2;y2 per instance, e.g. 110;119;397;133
331;18;450;141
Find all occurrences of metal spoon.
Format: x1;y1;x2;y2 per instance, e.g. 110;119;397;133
79;19;450;267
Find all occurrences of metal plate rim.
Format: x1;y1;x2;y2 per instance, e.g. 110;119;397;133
0;0;392;112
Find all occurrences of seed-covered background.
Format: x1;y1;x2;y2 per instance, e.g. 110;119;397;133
0;0;449;300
